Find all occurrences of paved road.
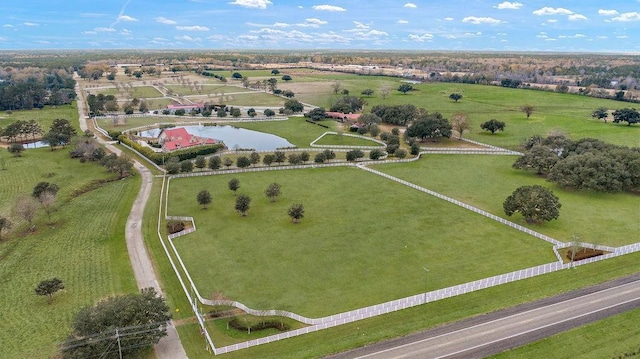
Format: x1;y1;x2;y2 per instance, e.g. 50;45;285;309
327;275;640;359
75;78;188;358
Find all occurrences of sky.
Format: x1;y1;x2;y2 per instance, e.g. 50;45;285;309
0;0;639;53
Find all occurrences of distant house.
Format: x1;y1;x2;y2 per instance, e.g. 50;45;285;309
166;103;204;114
325;111;361;122
158;127;216;151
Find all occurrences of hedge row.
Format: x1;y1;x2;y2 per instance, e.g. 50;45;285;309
118;134;224;164
228;318;290;333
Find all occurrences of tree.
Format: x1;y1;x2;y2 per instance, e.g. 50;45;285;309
331;81;342;94
236;156;251;168
235;194;251;216
39;191;57;224
520;104;535;119
346;149;364;162
208;156;221;170
228;178;240;195
330;96;365;113
450;112;470;139
264;109;275;117
480;119;506;134
449;93;463;102
223;157;234;169
591;107;609;123
299;151;310;163
47;119;77;148
361;89;374;97
283;90;295;98
358;113;381;127
231;72;243;79
406;113;452;141
503;185;561;224
271;69;280;75
249;152;261;166
410;142;421;155
102;155;133;178
288;153;302;165
13;195;38;231
35;278;64;303
267;77;278;93
262;154;275;166
380;86;390;99
284;99;304;113
197;190;212;209
322;149;336;162
231;108;241;118
512;145;559;175
287;203;305;224
216;108;227;118
180;160;193;173
314;152;326;163
247;108;257;117
8;143;24;157
397;83;414;94
274;151;286;164
0;216;12;241
369;149;384;160
612;108;640;126
31;182;60;200
394;148;407;158
194;156;206;170
264;183;281;202
306;107;327;121
281;75;292;82
61;288;170;359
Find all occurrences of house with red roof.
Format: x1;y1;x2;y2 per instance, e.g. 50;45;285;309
158;127;216;151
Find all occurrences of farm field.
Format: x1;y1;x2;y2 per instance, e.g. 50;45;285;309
0;102;80;136
312;132;383;147
166;167;555;318
0;147;139;358
374;155;640;247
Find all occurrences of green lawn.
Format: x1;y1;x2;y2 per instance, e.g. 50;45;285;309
223;92;286;107
0;147;139;358
167;167;554;318
374;155;640;247
233;117;337;147
131;86;163;98
491;307;640;359
0;103;81;135
313;132;382;147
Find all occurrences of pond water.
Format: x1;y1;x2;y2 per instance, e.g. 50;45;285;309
21;141;49;149
138;125;294;151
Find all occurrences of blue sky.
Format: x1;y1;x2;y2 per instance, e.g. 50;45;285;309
1;0;639;52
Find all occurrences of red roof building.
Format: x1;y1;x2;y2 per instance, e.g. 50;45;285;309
325;111;361;121
158;127;216;151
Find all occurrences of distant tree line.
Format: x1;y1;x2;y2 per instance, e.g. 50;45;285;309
0;67;76;111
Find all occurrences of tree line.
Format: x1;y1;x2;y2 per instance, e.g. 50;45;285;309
0;67;76;111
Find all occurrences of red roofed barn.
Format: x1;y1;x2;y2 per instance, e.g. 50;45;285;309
158;127;216;151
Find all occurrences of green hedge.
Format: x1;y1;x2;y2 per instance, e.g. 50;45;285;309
118;135;224;164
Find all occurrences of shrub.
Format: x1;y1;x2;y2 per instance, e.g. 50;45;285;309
167;220;185;234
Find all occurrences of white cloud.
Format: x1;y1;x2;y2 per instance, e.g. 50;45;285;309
94;27;116;32
462;16;503;25
536;33;548;38
404;3;417;8
497;32;507;36
273;22;290;28
353;21;369;29
409;33;434;42
533;7;573;16
3;24;14;28
82;31;97;35
398;19;409;24
558;34;586;39
229;0;272;9
442;31;482;39
444;17;454;21
313;5;346;12
153;37;169;41
175;35;202;42
176;25;210;31
117;15;138;22
23;22;39;26
597;35;608;39
616;35;628;38
120;29;132;35
598;9;619;16
305;18;327;25
494;2;523;10
546;19;558;23
155;17;177;25
612;12;640;22
367;30;388;36
568;14;588;21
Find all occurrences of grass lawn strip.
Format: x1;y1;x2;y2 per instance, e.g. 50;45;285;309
167;166;555;318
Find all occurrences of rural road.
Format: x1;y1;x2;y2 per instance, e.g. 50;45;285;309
328;274;640;359
75;79;188;358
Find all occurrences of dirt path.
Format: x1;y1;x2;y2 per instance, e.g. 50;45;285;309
75;76;188;358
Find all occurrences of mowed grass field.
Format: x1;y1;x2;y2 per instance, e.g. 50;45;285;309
0;103;80;136
166;167;555;318
313;133;383;147
0;147;139;358
375;155;640;247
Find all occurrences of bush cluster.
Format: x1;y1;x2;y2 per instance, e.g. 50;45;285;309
227;318;290;332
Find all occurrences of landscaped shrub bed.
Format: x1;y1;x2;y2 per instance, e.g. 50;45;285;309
166;220;185;234
566;247;605;261
228;317;290;333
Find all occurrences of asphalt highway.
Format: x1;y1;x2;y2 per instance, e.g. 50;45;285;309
328;274;640;359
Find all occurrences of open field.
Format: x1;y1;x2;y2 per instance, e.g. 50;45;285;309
491;306;640;359
374;155;640;247
232;117;337;147
312;133;382;147
0;103;81;136
222;92;286;107
0;147;139;358
167;167;555;317
131;86;163;98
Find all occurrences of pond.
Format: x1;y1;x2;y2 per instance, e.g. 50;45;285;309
138;125;295;151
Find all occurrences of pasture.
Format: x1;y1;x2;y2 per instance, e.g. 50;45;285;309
166;167;555;318
0;147;139;358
